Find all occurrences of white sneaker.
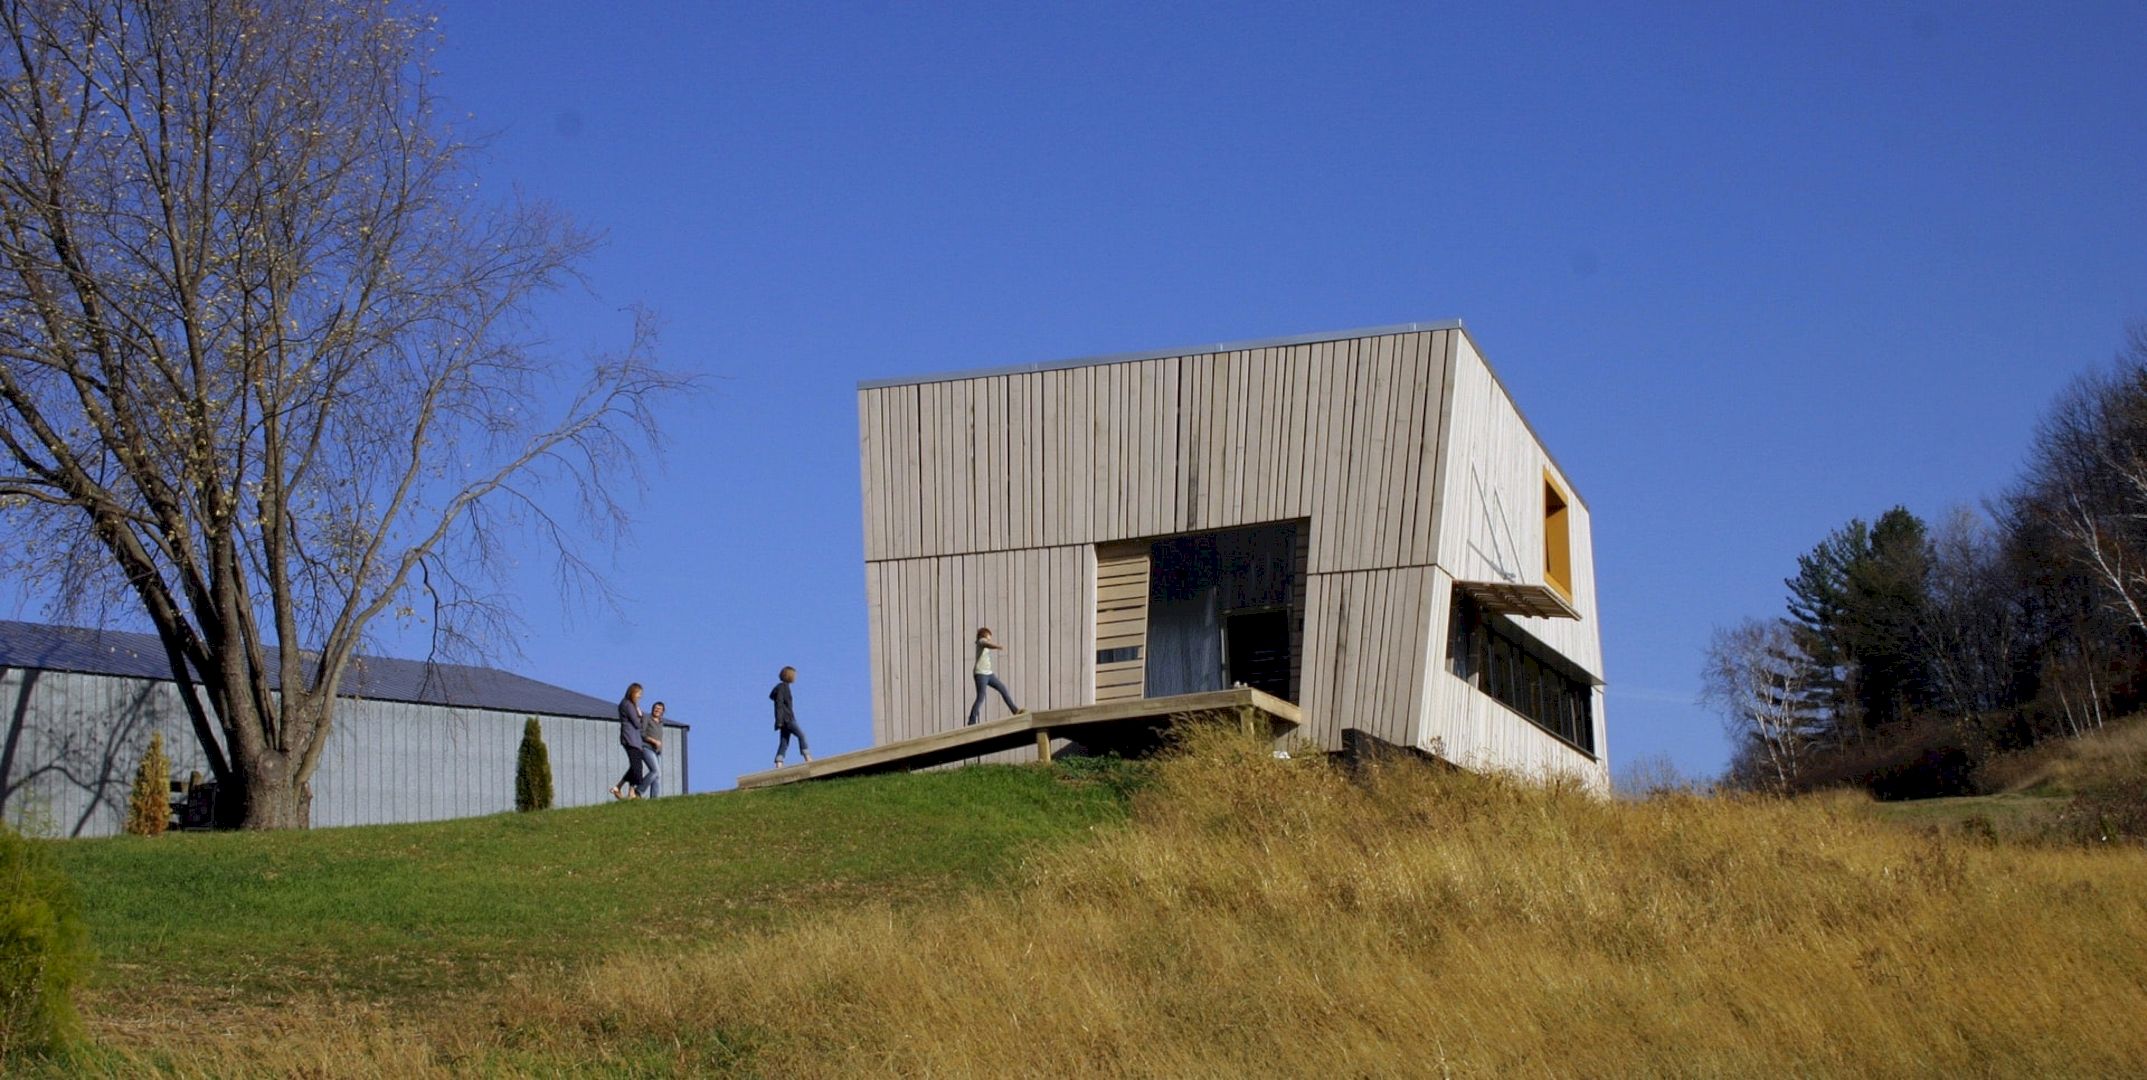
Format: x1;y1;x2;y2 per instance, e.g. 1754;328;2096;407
801;751;813;763
774;757;785;768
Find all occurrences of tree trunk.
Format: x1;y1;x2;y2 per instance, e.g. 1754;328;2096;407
236;752;310;830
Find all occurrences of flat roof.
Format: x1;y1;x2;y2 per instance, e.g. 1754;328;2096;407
856;318;1466;390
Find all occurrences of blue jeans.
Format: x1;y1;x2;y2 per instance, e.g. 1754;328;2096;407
776;719;808;759
968;674;1019;725
639;746;661;798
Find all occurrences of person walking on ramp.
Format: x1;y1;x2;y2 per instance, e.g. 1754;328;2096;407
613;682;647;800
966;627;1023;726
771;666;811;767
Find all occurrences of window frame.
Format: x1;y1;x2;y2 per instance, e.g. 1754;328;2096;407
1444;591;1597;757
1543;470;1574;602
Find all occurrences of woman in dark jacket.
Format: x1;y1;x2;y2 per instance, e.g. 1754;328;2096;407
612;682;646;799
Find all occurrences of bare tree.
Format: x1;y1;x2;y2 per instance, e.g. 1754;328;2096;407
1702;619;1823;793
0;1;688;827
2022;326;2147;641
1918;507;2023;723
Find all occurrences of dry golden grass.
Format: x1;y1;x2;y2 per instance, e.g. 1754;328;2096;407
61;731;2147;1076
1982;716;2147;796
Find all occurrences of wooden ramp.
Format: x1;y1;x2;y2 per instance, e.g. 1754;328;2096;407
737;687;1301;790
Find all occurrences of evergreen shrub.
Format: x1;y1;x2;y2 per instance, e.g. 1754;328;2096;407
516;717;553;812
124;732;171;837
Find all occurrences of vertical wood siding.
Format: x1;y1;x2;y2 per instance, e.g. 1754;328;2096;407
860;330;1449;569
1421;570;1611;792
1431;333;1603;680
0;667;685;837
859;325;1606;782
1094;542;1152;703
865;545;1092;750
1423;333;1608;787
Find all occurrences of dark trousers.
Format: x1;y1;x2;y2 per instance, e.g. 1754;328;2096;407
968;673;1019;725
776;719;808;758
618;744;645;792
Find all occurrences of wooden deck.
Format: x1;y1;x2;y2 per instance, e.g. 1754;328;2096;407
736;687;1301;790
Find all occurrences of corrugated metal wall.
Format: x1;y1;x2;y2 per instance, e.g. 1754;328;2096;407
0;666;686;837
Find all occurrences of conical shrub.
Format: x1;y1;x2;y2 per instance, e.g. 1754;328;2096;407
123;732;170;837
516;717;553;812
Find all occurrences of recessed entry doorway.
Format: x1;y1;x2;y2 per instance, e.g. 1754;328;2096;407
1142;522;1304;701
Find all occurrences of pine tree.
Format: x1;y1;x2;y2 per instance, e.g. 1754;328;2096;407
1844;507;1935;729
515;718;553;812
123;733;171;837
1783;508;1936;745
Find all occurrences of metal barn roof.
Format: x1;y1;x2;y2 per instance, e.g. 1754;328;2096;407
0;620;675;726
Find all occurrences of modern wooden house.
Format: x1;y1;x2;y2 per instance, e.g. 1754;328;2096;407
857;320;1608;790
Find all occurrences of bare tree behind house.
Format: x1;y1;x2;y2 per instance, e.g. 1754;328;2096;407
0;1;690;828
1702;619;1823;793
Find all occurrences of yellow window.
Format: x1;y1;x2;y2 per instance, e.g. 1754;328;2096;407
1544;471;1572;600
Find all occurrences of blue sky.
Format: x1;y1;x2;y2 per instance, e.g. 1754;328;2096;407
26;3;2141;793
407;0;2147;792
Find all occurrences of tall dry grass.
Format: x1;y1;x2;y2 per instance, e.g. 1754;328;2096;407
74;731;2147;1076
1983;715;2147;796
518;731;2147;1076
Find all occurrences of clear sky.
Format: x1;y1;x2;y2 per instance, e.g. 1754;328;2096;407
50;2;2147;794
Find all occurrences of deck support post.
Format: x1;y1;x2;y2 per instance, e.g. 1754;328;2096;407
1036;728;1053;763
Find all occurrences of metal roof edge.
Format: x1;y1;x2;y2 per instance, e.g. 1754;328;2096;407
368;698;615;722
856;318;1467;391
0;620;626;720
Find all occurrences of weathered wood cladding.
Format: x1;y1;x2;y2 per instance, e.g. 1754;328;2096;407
859;331;1452;573
1297;566;1439;752
1094;541;1151;703
865;545;1094;748
1423;570;1610;790
859;324;1606;787
1433;333;1603;681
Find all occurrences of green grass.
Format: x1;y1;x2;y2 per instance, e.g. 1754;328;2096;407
43;761;1140;1025
1860;792;2069;839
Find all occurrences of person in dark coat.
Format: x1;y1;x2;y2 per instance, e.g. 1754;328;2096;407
771;666;810;767
612;682;647;800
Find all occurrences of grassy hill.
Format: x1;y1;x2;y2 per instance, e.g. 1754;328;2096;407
38;759;1139;1065
1865;718;2147;841
22;736;2147;1075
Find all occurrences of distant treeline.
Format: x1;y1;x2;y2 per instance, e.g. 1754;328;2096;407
1707;325;2147;797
